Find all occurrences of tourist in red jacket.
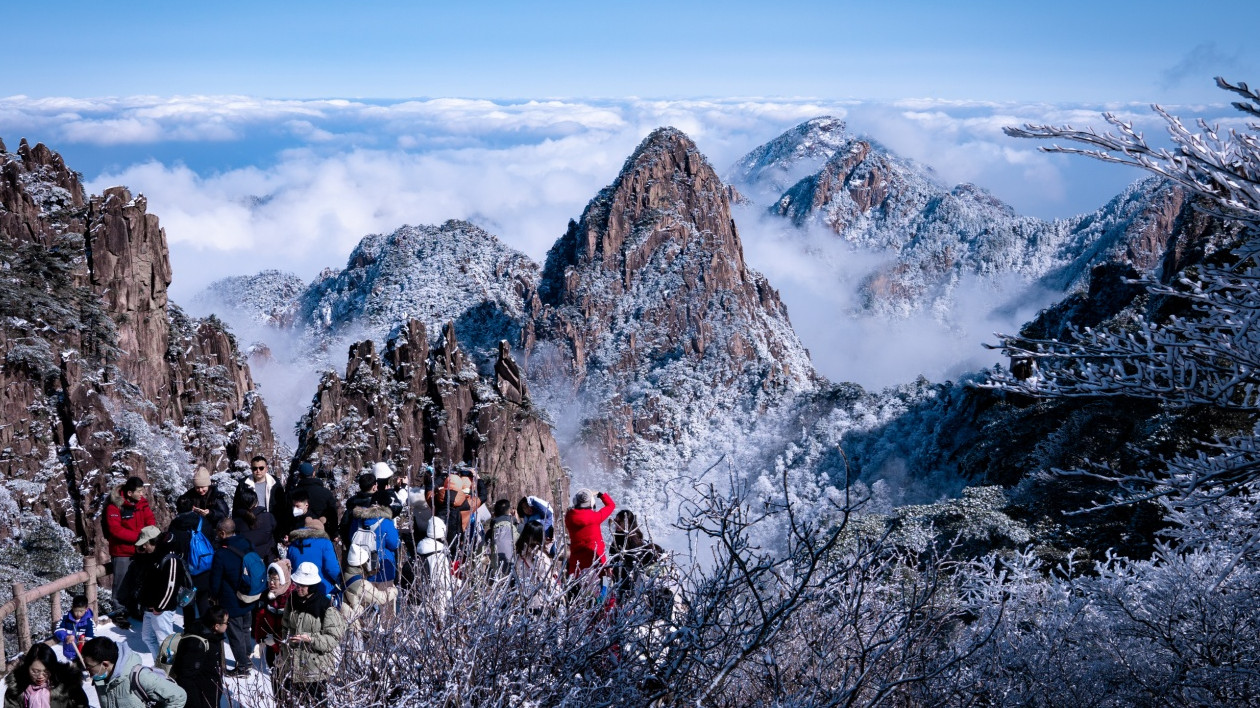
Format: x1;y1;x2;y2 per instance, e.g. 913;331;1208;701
563;489;615;577
102;476;157;594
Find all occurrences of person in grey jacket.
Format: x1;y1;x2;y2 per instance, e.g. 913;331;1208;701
81;637;187;708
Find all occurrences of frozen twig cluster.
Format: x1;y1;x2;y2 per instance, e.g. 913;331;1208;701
988;77;1260;509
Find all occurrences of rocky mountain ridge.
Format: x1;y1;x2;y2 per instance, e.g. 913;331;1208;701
0;138;278;573
293;319;567;511
534;127;817;485
731;119;1199;321
189;120;1227;529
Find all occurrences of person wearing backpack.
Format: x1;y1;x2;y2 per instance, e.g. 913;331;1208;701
342;504;399;620
134;528;190;659
169;510;216;622
486;499;518;578
339;473;378;549
169;609;227;708
81;637;187;708
208;519;259;678
279;563;347;706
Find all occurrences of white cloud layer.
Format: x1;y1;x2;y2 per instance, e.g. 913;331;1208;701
2;93;1239;396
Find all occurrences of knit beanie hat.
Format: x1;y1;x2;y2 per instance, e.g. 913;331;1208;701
574;489;594;509
192;466;212;487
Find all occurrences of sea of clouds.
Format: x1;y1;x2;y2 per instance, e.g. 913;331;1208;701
1;93;1246;421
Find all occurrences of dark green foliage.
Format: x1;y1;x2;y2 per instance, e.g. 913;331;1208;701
0;231;118;370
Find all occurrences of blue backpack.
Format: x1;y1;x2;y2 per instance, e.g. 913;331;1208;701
185;519;215;576
228;545;267;603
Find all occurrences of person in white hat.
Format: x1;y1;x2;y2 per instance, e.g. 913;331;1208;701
279;562;347;704
371;462;408;518
415;516;451;588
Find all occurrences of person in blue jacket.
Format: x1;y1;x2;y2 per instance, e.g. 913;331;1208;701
208;518;257;677
343;504;400;619
349;504;399;586
53;594;95;661
286;518;341;599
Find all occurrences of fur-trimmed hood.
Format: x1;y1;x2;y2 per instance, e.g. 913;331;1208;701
288;526;330;542
107;487;127;508
353;505;393;521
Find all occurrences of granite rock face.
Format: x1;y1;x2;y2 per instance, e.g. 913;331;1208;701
0;139;277;561
293;319;567;511
537;127;816;469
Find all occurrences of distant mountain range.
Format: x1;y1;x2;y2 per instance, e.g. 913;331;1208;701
727;117;1193;320
2;103;1246;576
188;117;1235;524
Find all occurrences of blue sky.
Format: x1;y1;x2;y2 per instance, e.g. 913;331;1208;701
7;1;1257;102
4;1;1259;393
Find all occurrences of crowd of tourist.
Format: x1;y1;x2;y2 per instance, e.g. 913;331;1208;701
3;455;665;707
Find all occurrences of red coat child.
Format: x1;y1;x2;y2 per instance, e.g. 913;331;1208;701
564;490;616;577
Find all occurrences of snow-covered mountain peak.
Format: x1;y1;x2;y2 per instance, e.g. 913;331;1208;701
195;269;307;327
300;219;541;364
536;126;816;480
729;116;851;196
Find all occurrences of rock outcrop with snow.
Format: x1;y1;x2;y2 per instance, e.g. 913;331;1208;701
0;138;277;564
727;116;850;198
293;319;568;510
536;128;817;481
299;220;541;367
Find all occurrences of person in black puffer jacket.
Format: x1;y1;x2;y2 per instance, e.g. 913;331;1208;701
289;463;339;543
208;520;258;677
233;487;277;564
171;609;227;708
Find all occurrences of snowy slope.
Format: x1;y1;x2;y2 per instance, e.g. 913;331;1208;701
193;269;307;327
727;116;851;198
298;219;540;366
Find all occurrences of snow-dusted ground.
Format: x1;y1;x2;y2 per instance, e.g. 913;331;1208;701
53;615;273;708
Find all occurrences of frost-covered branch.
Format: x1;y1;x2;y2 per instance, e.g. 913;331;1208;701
1005;76;1260;231
986;77;1260;509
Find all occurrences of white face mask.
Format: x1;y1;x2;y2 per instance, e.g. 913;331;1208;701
293;507;304;517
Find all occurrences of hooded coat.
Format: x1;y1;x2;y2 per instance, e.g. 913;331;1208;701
563;492;616;576
279;591;347;684
348;505;399;583
91;642;187;708
285;527;341;597
102;488;157;559
53;609;95;660
253;560;293;665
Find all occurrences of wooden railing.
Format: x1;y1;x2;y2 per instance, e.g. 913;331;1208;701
0;556;103;665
